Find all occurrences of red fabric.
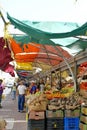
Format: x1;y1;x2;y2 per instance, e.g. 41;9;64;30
80;62;87;67
4;64;15;77
0;37;14;76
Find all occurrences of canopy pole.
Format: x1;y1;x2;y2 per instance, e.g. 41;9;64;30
0;10;7;24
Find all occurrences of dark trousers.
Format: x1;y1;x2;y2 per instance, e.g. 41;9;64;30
18;95;25;111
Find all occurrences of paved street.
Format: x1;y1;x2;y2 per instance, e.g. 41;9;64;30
0;90;27;130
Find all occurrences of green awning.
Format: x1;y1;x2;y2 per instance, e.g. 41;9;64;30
7;13;87;54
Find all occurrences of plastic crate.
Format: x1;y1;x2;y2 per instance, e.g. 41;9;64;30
65;109;80;117
64;117;80;129
27;126;45;130
46;117;64;130
46;127;64;130
64;128;80;130
46;109;64;118
27;119;45;130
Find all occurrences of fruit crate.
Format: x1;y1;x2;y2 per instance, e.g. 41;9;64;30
64;128;80;130
27;119;45;130
81;106;87;115
65;108;80;117
46;109;64;118
29;111;45;120
64;117;80;130
46;117;64;130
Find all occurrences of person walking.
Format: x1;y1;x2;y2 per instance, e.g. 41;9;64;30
17;81;26;113
11;83;17;100
0;79;5;108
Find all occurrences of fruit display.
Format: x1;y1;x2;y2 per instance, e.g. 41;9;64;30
45;85;74;99
47;92;81;111
26;93;48;112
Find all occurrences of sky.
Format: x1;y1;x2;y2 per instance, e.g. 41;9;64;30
0;0;87;22
0;0;87;36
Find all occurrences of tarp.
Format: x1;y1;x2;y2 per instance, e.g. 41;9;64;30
1;13;86;79
9;38;71;67
7;13;87;54
7;13;87;40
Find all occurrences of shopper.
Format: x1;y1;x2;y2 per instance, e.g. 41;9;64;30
0;79;5;108
17;81;27;112
11;83;17;100
29;81;37;94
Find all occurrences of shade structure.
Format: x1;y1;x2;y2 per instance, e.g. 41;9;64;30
9;38;71;70
7;13;87;55
1;13;87;79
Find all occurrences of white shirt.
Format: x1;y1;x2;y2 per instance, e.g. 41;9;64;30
17;85;26;95
40;84;45;92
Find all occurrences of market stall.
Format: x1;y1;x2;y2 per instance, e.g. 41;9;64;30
0;10;87;130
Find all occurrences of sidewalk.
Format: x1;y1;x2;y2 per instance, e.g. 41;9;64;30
0;92;27;130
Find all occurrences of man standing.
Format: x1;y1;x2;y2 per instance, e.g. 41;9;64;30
17;80;26;112
0;79;4;108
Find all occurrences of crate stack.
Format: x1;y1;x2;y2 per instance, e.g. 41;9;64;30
64;117;80;130
27;111;45;130
80;105;87;130
46;109;64;130
64;109;80;130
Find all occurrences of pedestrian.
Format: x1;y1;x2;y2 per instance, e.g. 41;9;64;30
29;81;37;94
39;79;45;92
0;117;7;130
11;83;17;100
0;79;5;108
17;81;27;112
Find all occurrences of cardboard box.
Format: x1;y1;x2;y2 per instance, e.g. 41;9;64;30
29;111;45;120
